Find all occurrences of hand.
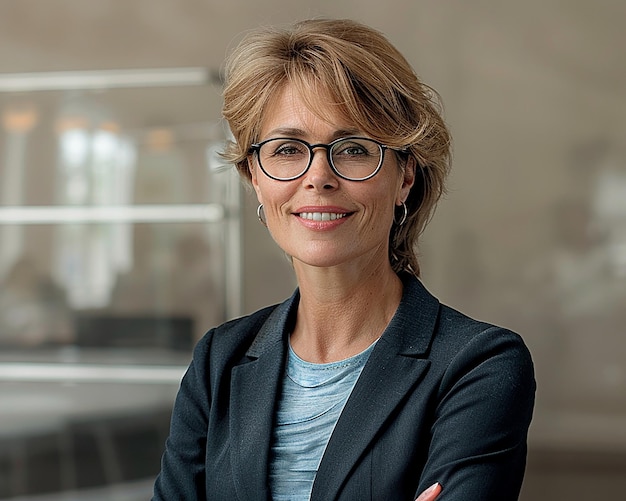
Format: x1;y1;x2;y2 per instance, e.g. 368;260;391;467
415;482;442;501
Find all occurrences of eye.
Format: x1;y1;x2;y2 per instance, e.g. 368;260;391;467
269;140;307;157
345;146;367;155
337;144;366;156
333;139;375;158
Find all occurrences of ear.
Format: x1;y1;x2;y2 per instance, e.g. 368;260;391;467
397;156;416;205
248;156;263;204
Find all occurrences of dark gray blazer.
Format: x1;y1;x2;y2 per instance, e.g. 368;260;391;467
153;275;535;500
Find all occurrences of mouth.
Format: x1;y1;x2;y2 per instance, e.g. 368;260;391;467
297;212;350;221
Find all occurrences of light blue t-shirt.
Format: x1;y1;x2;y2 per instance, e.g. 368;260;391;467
269;340;376;500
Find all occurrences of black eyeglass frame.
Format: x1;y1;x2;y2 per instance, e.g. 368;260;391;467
249;136;405;182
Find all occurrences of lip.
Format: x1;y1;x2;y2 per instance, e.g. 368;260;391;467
293;206;353;229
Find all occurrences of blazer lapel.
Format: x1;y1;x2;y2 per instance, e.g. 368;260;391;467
311;277;440;500
229;293;298;500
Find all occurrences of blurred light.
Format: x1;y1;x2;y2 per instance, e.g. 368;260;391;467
55;115;90;133
0;67;212;92
99;120;121;134
146;127;175;152
1;104;39;132
92;127;119;158
59;127;90;170
0;204;224;224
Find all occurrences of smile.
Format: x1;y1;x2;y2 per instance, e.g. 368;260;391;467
298;212;348;221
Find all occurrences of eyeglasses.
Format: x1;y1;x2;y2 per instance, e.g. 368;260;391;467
249;136;403;181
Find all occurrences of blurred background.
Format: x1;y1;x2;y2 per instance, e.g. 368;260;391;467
0;0;624;499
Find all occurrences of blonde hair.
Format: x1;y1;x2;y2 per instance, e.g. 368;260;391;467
222;18;451;276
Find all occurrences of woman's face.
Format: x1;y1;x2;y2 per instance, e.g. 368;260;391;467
249;84;415;273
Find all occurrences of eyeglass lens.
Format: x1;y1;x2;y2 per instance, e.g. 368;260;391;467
256;138;383;181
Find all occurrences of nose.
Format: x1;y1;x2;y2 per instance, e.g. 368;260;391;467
302;146;339;190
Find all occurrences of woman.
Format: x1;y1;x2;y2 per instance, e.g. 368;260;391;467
153;19;535;500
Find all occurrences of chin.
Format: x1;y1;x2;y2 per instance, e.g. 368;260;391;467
290;249;351;270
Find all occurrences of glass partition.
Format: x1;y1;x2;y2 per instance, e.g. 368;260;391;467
0;72;239;499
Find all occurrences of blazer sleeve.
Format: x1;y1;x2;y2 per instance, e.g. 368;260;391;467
416;326;536;500
152;331;212;500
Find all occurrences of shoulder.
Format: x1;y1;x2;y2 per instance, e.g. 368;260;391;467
400;274;532;367
431;304;535;403
400;274;534;390
436;304;532;365
192;304;279;364
181;290;298;399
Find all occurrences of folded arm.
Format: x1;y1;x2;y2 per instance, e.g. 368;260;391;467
416;327;536;500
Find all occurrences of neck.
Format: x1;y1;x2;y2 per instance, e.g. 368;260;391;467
290;260;403;363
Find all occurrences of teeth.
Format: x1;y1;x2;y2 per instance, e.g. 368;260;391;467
299;212;347;221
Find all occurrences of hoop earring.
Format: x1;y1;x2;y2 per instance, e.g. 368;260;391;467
394;201;408;226
257;204;267;227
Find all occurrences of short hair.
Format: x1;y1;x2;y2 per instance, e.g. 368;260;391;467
222;18;451;276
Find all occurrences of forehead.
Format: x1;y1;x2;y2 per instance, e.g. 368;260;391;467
259;83;357;139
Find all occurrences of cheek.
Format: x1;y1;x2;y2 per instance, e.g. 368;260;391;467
255;181;295;217
361;189;395;231
372;182;401;229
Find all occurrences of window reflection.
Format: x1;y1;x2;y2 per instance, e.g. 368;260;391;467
54;115;137;310
0;103;39;280
0;256;73;347
0;81;235;499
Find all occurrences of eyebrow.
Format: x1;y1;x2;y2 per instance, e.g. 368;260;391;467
262;127;363;141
